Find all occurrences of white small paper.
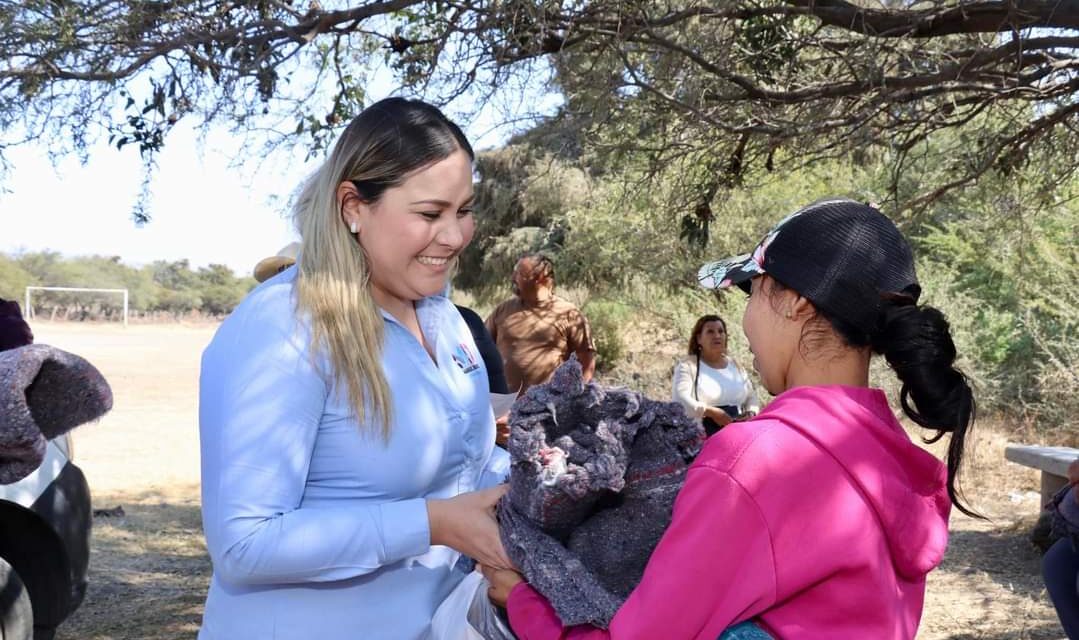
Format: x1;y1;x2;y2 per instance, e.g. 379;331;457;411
489;391;518;418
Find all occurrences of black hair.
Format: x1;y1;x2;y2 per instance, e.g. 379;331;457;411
518;253;555;282
869;300;978;517
341;97;474;203
766;278;981;518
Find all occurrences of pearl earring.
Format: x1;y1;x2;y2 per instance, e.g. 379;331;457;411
350;221;358;234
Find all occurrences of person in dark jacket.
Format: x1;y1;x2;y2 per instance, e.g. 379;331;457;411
1043;457;1079;639
455;304;509;394
0;299;33;352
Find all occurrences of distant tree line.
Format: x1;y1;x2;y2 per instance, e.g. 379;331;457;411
0;251;254;319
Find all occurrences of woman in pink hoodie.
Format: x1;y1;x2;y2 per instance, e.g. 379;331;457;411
482;199;978;640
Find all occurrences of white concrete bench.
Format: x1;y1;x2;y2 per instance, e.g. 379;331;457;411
1004;444;1078;505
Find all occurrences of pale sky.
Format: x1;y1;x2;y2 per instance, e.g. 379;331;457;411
0;68;560;278
0;122;305;278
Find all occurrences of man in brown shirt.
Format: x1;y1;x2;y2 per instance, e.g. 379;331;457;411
485;254;596;394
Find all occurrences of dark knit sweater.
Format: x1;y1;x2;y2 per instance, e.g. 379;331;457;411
498;358;705;627
0;344;112;484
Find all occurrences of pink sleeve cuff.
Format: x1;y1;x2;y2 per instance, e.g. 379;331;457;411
507;582;566;639
508;580;535;603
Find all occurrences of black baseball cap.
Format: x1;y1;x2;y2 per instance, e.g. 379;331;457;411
698;198;921;335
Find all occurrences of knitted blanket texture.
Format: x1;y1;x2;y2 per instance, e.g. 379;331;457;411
0;344;113;484
498;358;704;627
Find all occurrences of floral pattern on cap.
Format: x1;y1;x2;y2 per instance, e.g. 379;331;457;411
697;204;812;290
697;253;759;289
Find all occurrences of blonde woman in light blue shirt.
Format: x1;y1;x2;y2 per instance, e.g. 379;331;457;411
198;98;512;639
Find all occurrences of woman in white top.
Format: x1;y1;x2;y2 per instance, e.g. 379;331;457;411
672;314;760;435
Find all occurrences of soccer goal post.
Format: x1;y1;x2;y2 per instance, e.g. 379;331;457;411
25;286;129;327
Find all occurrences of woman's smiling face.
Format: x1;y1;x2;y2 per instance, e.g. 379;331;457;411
348;148;475;316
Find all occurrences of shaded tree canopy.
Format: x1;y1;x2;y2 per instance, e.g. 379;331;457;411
5;0;1079;217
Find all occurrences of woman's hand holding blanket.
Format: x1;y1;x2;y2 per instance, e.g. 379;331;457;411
428;484;515;570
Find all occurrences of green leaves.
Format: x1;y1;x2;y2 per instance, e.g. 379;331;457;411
0;251;253;317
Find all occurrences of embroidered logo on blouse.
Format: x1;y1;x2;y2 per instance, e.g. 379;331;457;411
452;343;480;374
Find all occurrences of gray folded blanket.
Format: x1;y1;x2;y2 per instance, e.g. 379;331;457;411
498;358;704;627
0;344;113;484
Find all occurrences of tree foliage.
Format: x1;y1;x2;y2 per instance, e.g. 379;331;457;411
4;1;1078;431
460;109;1077;431
6;1;1079;217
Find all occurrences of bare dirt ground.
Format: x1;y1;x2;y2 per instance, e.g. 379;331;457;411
31;321;1068;639
32;322;209;639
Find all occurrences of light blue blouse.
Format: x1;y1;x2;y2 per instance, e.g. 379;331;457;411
197;266;509;639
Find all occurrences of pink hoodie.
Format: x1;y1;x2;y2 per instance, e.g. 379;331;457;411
506;385;951;640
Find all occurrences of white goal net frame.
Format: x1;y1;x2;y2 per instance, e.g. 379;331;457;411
24;286;129;327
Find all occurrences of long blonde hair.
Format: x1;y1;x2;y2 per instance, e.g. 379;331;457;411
292;98;473;438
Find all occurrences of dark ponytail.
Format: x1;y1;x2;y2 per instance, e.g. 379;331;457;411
870;299;980;518
768;276;980;518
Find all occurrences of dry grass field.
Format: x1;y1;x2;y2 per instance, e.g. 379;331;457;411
31;322;210;639
28;321;1068;639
